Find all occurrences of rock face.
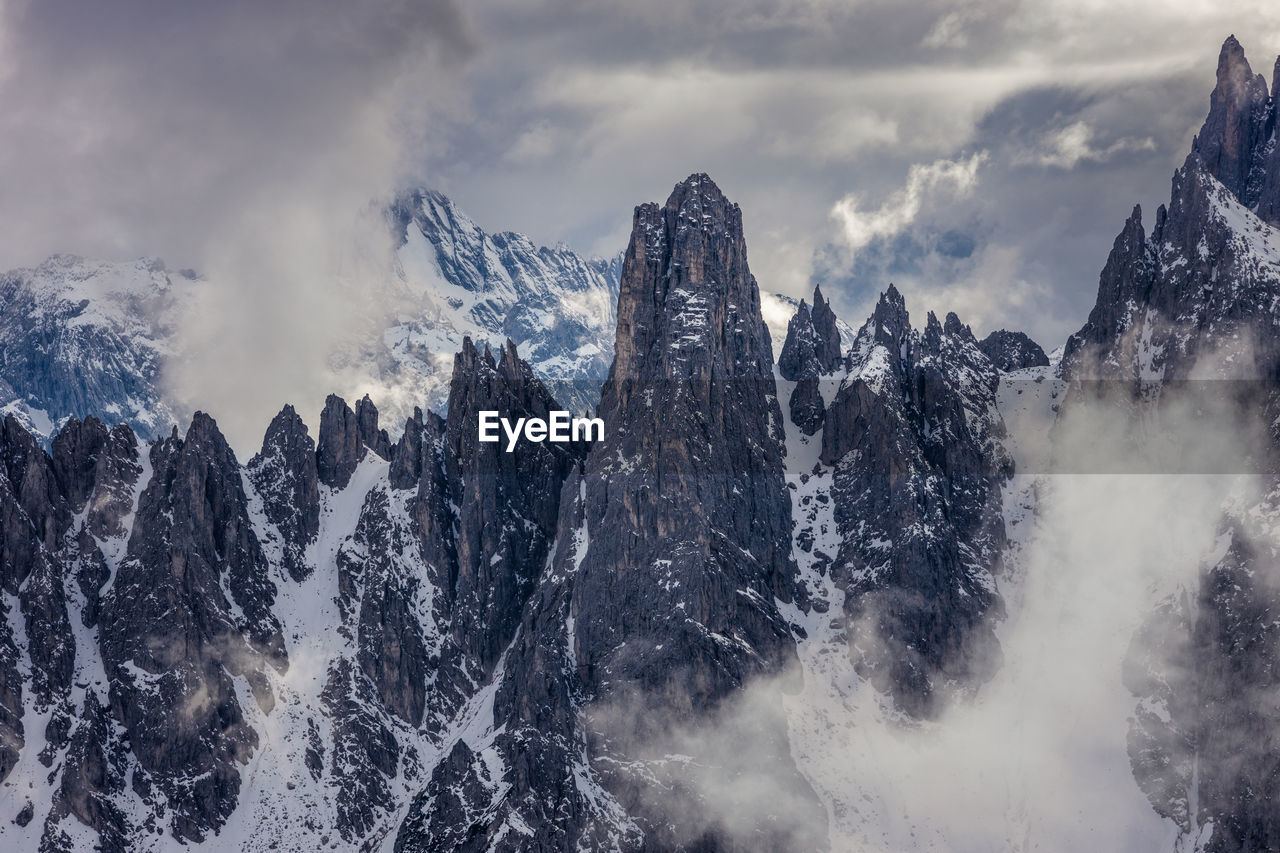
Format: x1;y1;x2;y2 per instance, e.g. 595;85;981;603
316;394;365;489
420;336;585;723
0;169;1024;850
977;329;1050;372
1064;36;1280;853
1193;35;1280;226
99;412;286;841
19;56;1280;843
778;286;844;435
1063;37;1280;386
816;290;1011;717
247;404;320;581
577;173;801;705
778;285;842;380
397;174;826;853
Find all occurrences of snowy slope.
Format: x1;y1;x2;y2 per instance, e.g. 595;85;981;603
384;190;621;416
0;255;196;441
0;196;623;443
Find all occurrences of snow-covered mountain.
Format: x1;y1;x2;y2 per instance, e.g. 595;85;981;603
0;255;196;442
0;171;1022;853
0;194;622;443
383;189;621;417
3;34;1280;853
1061;35;1280;852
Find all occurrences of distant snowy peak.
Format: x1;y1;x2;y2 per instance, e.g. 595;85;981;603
0;254;197;441
383;189;621;415
0;194;623;443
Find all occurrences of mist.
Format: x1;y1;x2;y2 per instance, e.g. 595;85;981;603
0;0;472;452
608;379;1276;851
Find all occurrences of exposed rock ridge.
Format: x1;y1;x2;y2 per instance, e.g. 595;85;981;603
779;286;845;435
397;173;826;852
1061;37;1280;853
816;289;1011;718
977;329;1050;372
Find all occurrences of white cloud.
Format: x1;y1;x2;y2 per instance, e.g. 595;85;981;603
1028;120;1157;169
830;152;987;253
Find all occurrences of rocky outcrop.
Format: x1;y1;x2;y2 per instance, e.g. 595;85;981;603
577;174;801;708
820;291;1011;718
1063;37;1280;853
779;286;844;435
414;337;585;729
388;406;426;489
1;415;76;733
1063;37;1280;387
44;694;132;853
401;174;825;852
98;413;285;841
1192;35;1280;227
316;394;365;489
977;329;1050;372
444;339;582;677
356;394;393;461
248;404;320;581
778;285;842;381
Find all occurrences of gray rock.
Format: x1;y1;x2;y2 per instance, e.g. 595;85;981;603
821;294;1010;718
403;174;827;852
316;394;365;489
248;404;320;581
977;329;1050;372
98;412;285;841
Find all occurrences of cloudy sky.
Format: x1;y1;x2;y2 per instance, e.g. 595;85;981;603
3;0;1280;355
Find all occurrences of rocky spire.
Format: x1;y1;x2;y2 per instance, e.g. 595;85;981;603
778;298;815;381
869;283;912;356
98;412;285;841
388;406;425;490
1061;205;1153;378
403;174;824;852
821;296;1010;718
778;286;846;434
355;394;392;461
1191;35;1280;224
316;395;362;489
570;173;811;842
779;287;842;378
583;172;798;703
812;284;843;371
248;404;320;581
439;336;581;686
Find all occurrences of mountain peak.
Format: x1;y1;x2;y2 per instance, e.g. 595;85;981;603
664;172;734;219
871;284;910;350
1218;34;1248;75
1192;36;1278;220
